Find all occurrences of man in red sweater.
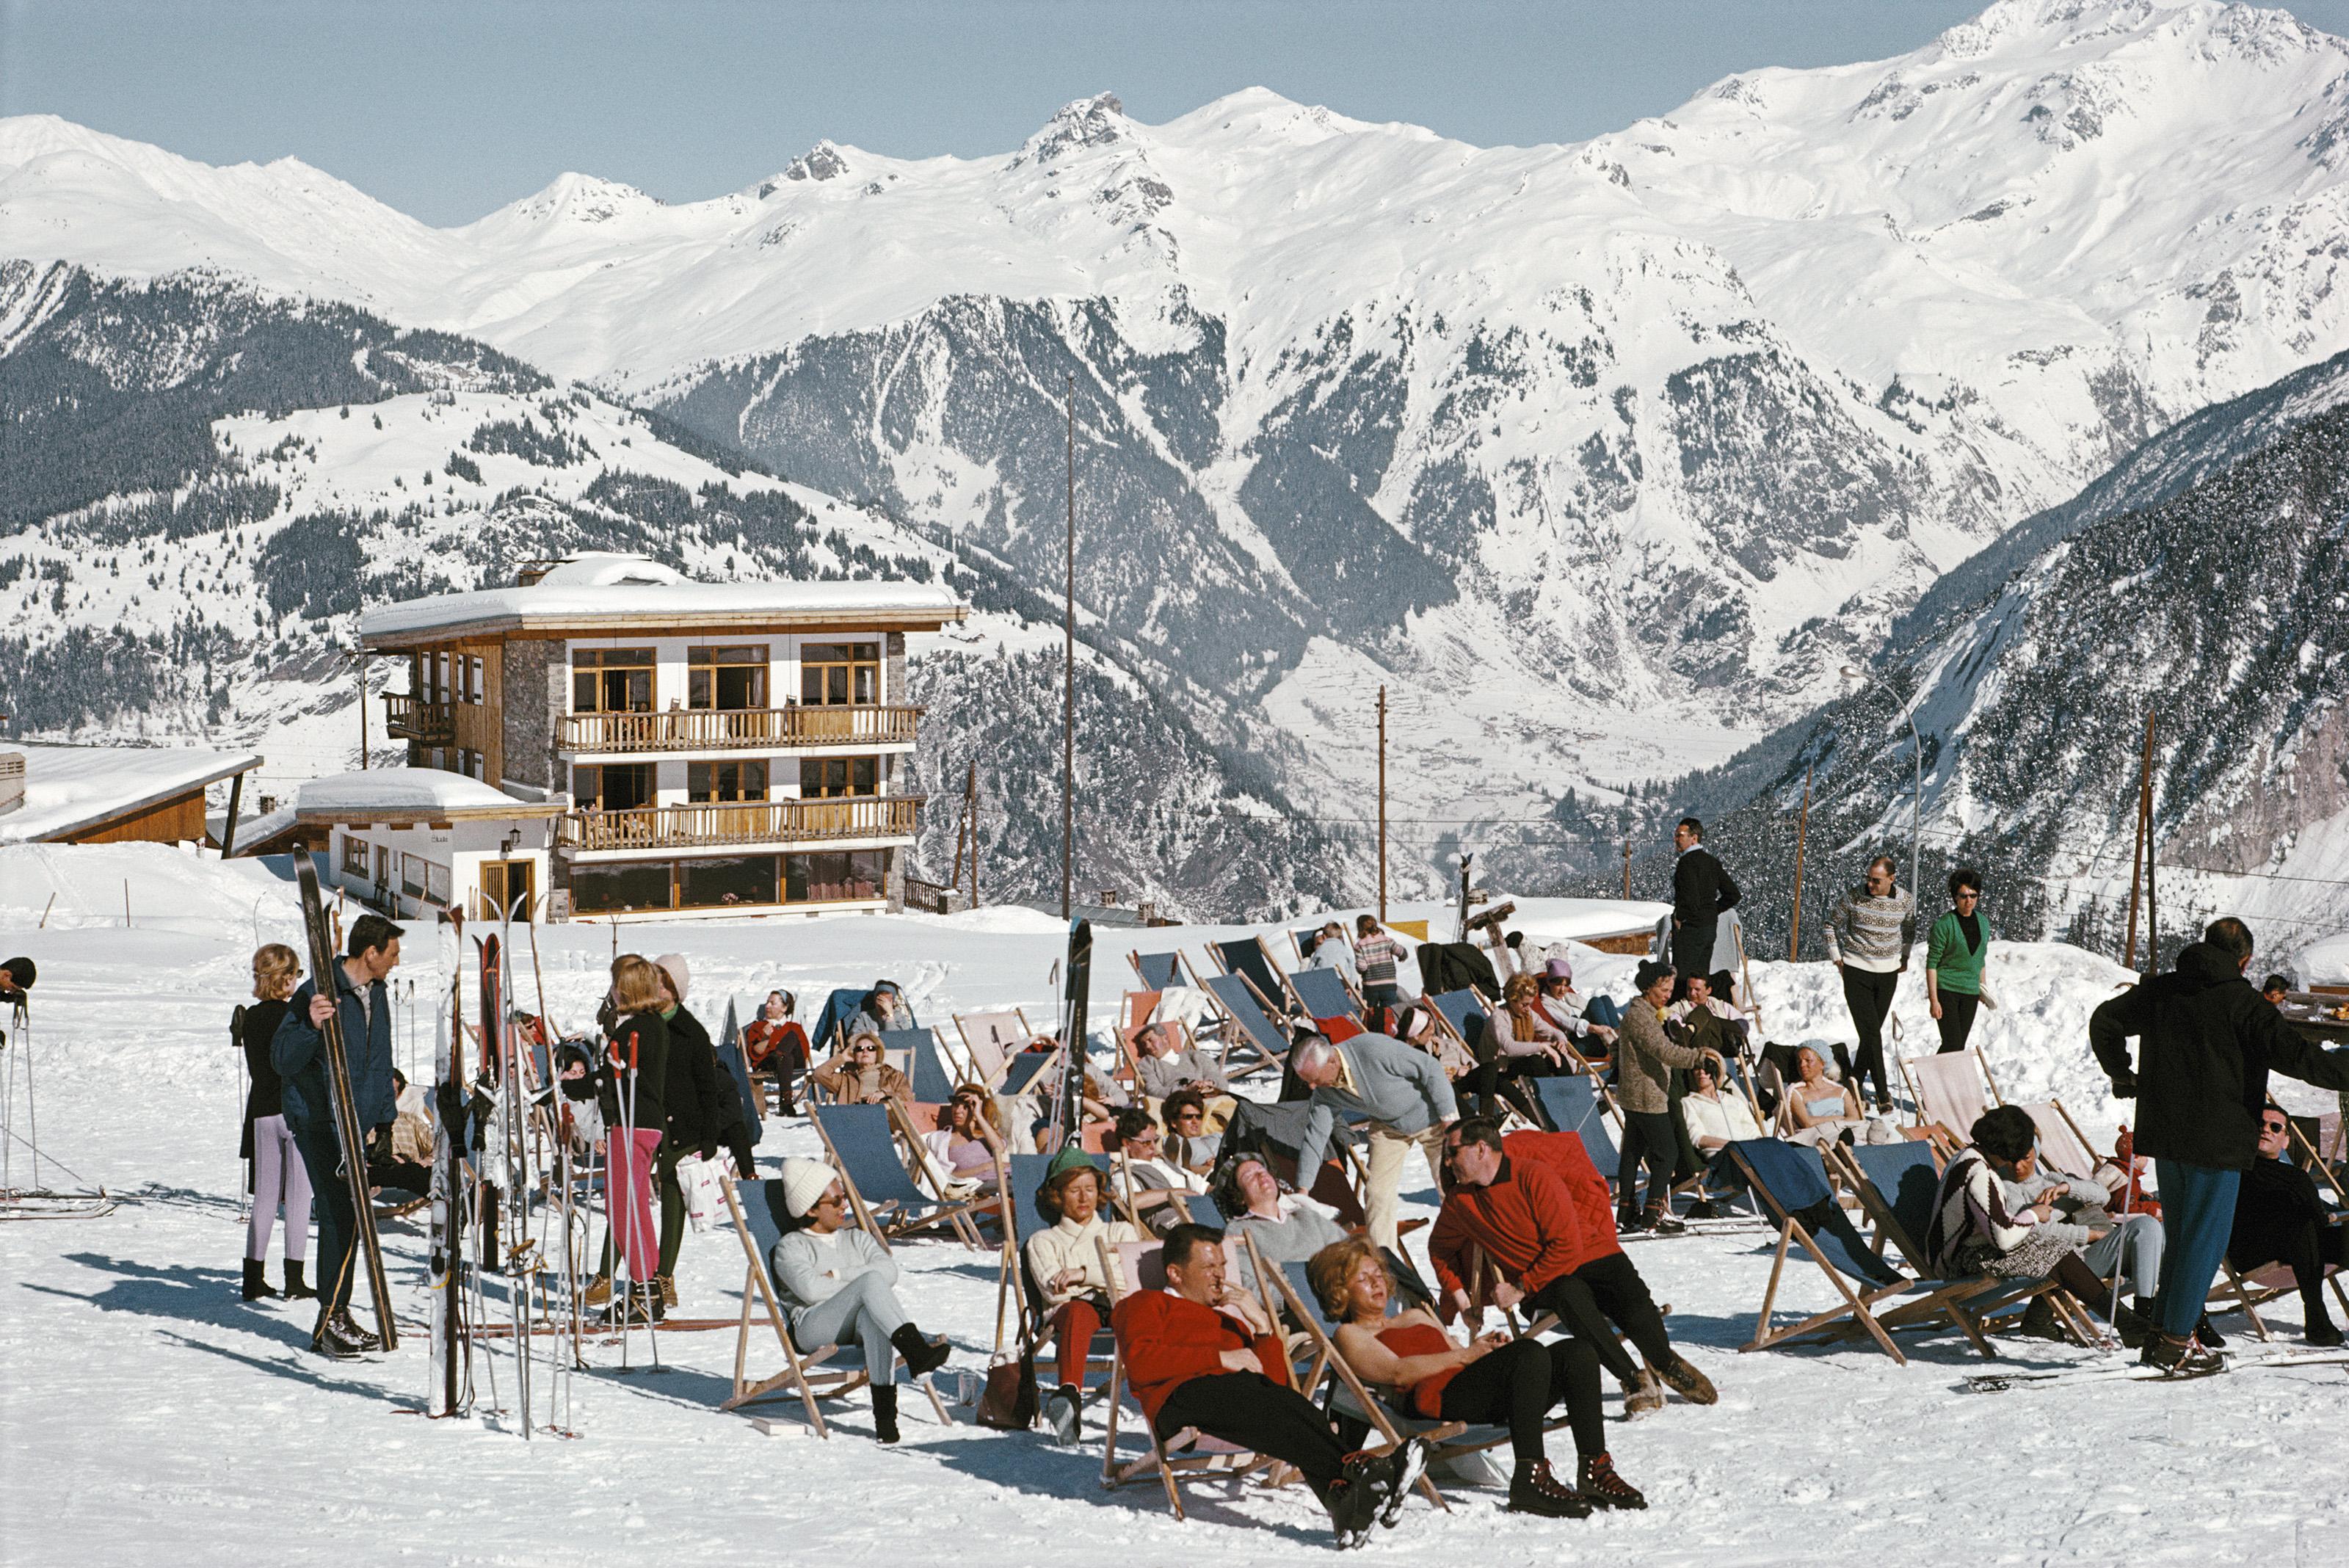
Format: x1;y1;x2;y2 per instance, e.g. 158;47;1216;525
1111;1222;1426;1547
1431;1119;1718;1419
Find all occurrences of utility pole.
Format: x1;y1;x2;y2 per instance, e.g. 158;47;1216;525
2124;711;2153;970
1376;686;1388;923
1788;763;1814;960
356;654;368;769
2140;710;2158;974
1062;371;1075;921
1620;840;1631;901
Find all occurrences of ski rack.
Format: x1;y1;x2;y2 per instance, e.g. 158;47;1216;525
0;994;115;1220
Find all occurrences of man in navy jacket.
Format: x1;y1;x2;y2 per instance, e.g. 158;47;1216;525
273;912;402;1357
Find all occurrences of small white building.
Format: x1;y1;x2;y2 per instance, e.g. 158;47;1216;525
298;769;561;923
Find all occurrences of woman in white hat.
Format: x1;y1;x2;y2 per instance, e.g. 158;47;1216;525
769;1157;952;1442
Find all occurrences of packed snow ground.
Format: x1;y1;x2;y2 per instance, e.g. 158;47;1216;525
2;844;2345;1566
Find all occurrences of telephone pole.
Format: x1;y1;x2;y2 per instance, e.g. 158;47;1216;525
1376;686;1388;923
1788;763;1814;960
1061;371;1075;921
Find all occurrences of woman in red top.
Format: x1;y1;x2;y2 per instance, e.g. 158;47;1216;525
741;990;810;1113
1309;1237;1644;1517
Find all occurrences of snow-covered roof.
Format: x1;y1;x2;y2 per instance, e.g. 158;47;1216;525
360;553;965;647
294;768;564;823
0;742;261;844
208;802;301;852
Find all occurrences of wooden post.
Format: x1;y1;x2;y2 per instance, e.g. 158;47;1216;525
1788;763;1813;961
356;655;368;769
1062;371;1075;921
2124;713;2152;970
1376;686;1388;923
123;878;132;929
1621;840;1632;900
2141;709;2157;975
220;768;245;860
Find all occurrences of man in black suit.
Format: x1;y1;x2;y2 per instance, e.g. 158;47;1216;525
2227;1106;2345;1346
1669;819;1738;1003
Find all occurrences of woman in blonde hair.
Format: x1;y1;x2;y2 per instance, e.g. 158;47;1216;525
601;953;671;1323
239;944;314;1301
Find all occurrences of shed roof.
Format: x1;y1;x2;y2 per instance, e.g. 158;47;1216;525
0;743;261;844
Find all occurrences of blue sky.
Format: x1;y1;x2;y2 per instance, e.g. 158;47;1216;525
9;0;2349;225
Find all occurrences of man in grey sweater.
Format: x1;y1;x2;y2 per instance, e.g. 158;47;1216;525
1824;854;1916;1113
1292;1031;1459;1252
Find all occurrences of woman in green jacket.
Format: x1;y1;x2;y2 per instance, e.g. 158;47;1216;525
1924;868;1990;1053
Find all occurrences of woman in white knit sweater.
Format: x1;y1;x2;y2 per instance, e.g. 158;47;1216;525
1023;1154;1141;1444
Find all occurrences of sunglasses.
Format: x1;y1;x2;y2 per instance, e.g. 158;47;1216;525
2261;1119;2287;1133
814;1192;845;1208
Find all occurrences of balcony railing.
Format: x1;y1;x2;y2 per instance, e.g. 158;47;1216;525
384;693;455;744
557;794;924;852
558;704;922;755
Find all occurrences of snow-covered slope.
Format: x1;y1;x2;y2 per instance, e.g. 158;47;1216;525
11;1;2349;846
1672;344;2349;972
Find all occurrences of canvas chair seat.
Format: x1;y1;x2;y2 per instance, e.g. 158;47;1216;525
811;1102;991;1249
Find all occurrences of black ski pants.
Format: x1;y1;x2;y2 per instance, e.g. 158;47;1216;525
1434;1335;1604;1470
1527;1251;1675;1386
1616;1110;1679;1219
1835;966;1898;1103
291;1117;356;1319
1155;1372;1348;1506
1934;990;1981;1053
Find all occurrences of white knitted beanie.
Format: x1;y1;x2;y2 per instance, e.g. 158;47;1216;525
780;1156;837;1219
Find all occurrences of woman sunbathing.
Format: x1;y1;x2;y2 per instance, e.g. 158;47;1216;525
1782;1045;1896;1148
1023;1153;1141;1443
1216;1152;1348;1290
1310;1236;1644;1518
922;1084;1006;1191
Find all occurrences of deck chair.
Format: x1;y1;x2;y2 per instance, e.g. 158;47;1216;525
1130;951;1191;990
1830;1141;2092;1344
1254;1243;1454;1511
998;1049;1060;1097
1725;1136;2050;1364
1210;936;1290;1011
1531;1075;1619;1172
992;1152;1122;1382
2016;1099;2105;1187
1288;927;1326;964
2210;1252;2349;1341
1286;966;1363;1028
951;1009;1034;1087
1900;1049;2003;1144
715;1176;951;1431
885;1026;959;1103
1097;1236;1297;1517
810;1102;991;1249
1200;973;1290;1073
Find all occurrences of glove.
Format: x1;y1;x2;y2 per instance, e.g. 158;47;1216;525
366;1123;393;1163
730;1143;756;1178
2108;1070;2138;1100
700;1143;718;1164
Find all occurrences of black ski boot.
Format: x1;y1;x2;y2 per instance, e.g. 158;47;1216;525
1643;1199;1688;1237
2193;1312;2226;1349
2305;1315;2344;1348
1577;1451;1648;1510
283;1260;316;1300
1508;1458;1593;1517
330;1309;382;1352
311;1312;367;1360
892;1324;951;1377
872;1384;901;1444
243;1259;279;1301
1044;1383;1083;1444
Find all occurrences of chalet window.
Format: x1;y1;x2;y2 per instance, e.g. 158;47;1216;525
799;642;879;706
678;855;779;909
572;762;655;811
571;647;655;714
571;860;675;914
374;844;393;888
425;861;451;906
689;645;768;711
689;760;769;803
799;756;878;798
341;835;369;877
785;849;885;903
463;654;484;705
402;853;427;899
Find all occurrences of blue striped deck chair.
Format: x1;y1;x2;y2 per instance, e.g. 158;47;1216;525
1200;973;1290;1071
885;1027;957;1103
1209;937;1288;1011
1531;1075;1619;1172
810;1103;989;1249
998;1049;1058;1096
1726;1137;2043;1364
1130;951;1188;990
715;1175;949;1431
715;999;763;1160
996;1152;1119;1360
1831;1141;2083;1341
1426;987;1489;1056
1288;927;1325;963
1285;965;1362;1027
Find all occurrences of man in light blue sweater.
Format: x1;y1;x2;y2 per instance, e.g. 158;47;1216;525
1292;1031;1458;1252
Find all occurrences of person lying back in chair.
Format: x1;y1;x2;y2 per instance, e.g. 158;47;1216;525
1110;1222;1428;1549
1135;1019;1231;1100
1215;1152;1348;1292
1311;1235;1645;1518
2227;1107;2347;1346
1923;1106;2162;1348
1109;1109;1211;1235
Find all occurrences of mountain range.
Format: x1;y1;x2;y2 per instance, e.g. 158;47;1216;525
7;0;2349;936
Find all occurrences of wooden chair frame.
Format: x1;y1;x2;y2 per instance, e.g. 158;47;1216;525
716;1175;953;1432
950;1008;1036;1089
810;1101;993;1251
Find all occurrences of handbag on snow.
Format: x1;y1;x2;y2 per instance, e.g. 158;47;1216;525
976;1348;1039;1430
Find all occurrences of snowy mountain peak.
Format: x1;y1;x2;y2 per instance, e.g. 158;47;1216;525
479;170;663;228
783;142;849;183
1020;92;1132;164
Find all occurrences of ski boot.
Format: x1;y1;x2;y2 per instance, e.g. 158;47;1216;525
2140;1332;2226;1378
1577;1452;1648;1510
1508;1458;1593;1518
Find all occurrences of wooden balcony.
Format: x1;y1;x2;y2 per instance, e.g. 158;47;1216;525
557;794;923;852
558;704;921;755
383;693;455;744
